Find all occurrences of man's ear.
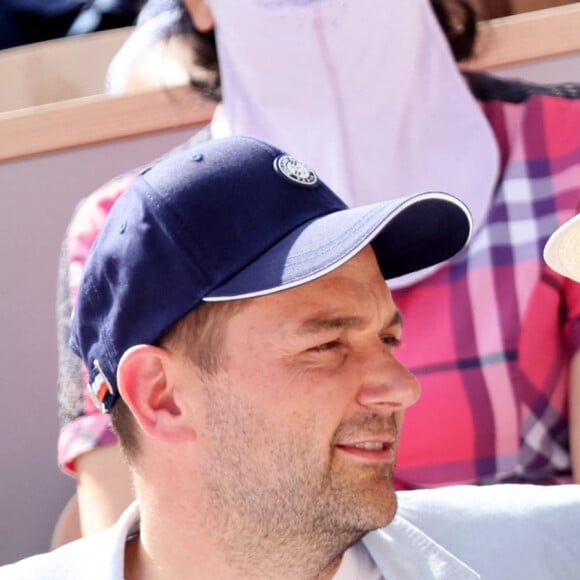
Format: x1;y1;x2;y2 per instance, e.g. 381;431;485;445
184;0;215;33
117;345;196;444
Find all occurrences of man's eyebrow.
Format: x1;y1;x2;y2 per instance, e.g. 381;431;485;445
390;309;403;328
296;309;403;334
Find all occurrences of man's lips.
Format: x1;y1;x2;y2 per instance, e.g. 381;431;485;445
335;439;396;462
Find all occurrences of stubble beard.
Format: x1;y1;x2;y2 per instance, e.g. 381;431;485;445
200;382;398;578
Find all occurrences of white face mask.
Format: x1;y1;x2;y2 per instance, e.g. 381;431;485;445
208;0;499;286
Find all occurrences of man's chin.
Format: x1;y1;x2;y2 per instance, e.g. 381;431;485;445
364;487;398;529
326;457;398;531
343;479;398;533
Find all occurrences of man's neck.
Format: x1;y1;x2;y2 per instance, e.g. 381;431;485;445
125;535;344;580
126;500;349;580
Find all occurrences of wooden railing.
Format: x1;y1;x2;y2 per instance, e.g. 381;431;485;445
466;2;580;69
1;3;579;163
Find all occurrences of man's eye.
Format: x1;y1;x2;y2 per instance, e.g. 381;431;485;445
381;335;402;348
309;340;341;353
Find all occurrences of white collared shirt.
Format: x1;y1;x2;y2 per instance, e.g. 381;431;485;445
332;542;383;580
2;485;579;579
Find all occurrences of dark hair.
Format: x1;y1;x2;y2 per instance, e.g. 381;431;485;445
156;0;477;101
430;0;478;62
181;27;220;100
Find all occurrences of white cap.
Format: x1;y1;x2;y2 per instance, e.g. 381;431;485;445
544;214;580;282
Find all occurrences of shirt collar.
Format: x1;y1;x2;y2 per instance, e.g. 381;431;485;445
105;503;479;579
362;515;480;579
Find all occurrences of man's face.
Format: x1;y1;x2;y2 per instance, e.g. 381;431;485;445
180;246;419;554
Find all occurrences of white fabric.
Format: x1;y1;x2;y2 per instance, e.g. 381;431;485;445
544;212;580;282
332;541;383;580
391;484;580;580
208;0;499;287
3;485;580;579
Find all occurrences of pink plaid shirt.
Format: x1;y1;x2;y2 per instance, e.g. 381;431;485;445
57;74;580;486
394;76;580;486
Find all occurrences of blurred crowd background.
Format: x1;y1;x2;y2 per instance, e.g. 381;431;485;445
0;0;577;52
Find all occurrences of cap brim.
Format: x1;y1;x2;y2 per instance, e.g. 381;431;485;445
544;213;580;282
205;192;472;301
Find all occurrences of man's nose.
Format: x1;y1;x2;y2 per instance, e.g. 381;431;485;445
355;344;421;411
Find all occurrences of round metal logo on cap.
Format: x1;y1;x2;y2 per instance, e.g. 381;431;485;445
274;155;319;189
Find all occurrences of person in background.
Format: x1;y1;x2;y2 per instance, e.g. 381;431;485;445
9;135;580;579
56;0;580;539
0;0;141;50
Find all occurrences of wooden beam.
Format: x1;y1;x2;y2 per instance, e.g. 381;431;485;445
465;3;580;70
0;28;131;112
0;85;215;162
2;4;579;163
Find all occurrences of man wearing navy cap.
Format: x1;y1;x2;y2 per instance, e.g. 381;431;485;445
2;136;579;579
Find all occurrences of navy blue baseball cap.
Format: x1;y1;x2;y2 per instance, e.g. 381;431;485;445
70;135;472;412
